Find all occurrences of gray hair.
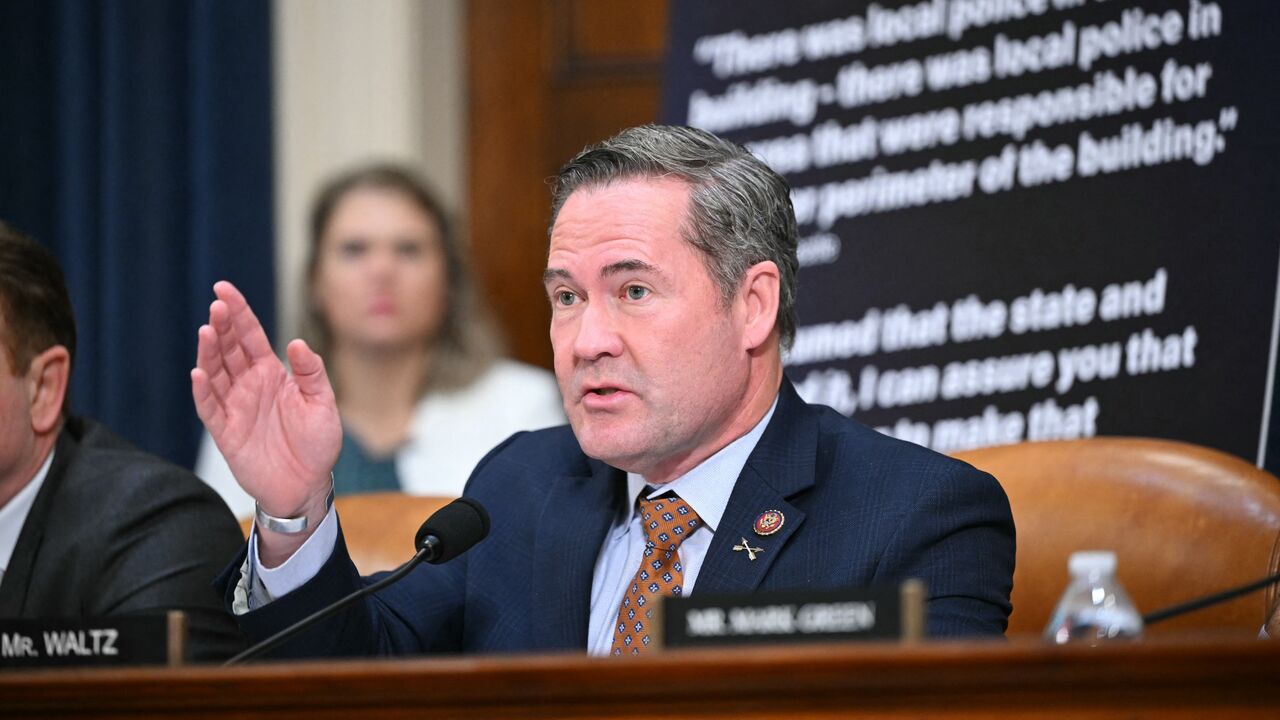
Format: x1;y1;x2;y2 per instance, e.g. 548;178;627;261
549;124;799;348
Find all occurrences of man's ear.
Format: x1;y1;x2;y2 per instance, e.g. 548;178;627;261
739;261;781;352
27;345;70;435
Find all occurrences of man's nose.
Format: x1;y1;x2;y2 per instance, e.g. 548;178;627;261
572;300;624;360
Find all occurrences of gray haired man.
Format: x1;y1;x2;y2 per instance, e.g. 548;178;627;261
195;125;1015;657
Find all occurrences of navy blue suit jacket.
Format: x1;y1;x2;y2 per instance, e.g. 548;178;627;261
223;381;1015;656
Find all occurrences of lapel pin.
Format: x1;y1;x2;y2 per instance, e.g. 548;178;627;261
753;510;784;536
733;537;764;561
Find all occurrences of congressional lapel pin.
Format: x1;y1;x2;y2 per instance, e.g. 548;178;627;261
733;537;764;561
753;510;784;536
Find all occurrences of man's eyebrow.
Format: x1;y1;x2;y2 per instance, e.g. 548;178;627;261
544;260;663;285
601;259;662;278
542;267;572;285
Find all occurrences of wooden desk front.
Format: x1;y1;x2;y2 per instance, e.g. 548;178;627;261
3;637;1277;719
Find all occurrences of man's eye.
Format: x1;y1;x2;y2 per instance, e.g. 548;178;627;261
557;290;578;306
625;285;649;301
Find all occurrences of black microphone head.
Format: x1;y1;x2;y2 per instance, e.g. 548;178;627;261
414;497;490;564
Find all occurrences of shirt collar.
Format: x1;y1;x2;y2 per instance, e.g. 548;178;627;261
625;394;780;532
0;448;55;574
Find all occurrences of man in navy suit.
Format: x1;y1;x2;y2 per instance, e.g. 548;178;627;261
194;125;1014;657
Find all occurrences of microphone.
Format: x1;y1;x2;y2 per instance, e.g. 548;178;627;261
224;497;490;665
415;496;490;563
1142;571;1280;626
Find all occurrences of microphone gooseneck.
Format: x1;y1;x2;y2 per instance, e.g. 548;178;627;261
224;497;490;665
1141;571;1280;626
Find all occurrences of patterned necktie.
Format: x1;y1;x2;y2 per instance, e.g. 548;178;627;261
611;493;702;656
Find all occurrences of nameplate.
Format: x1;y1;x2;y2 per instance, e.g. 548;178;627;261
0;612;185;668
660;580;924;650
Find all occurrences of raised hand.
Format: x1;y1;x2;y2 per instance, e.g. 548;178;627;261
191;282;342;531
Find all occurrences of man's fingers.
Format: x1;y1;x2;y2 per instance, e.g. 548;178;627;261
191;368;226;436
213;281;275;361
195;322;229;392
286;339;335;401
210;301;252;377
207;298;251;378
196;323;234;400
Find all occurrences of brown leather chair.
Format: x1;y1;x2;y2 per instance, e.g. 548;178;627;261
239;493;454;574
954;438;1280;637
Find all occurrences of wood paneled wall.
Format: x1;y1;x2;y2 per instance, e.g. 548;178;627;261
467;0;669;369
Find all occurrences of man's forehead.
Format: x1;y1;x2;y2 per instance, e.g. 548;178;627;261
550;178;689;236
544;177;695;284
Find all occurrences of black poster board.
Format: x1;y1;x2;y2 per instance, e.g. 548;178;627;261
663;0;1280;468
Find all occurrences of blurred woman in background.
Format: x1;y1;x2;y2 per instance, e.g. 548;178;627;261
197;164;563;518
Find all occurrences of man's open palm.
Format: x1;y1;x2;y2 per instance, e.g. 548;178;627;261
191;281;341;518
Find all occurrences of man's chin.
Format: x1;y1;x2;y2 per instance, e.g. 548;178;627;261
574;431;648;471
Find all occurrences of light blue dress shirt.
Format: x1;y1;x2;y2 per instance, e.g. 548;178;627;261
585;397;778;655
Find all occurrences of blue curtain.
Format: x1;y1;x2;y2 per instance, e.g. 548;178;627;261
0;0;274;467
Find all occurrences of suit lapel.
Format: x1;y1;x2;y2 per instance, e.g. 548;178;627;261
0;426;77;615
530;458;624;649
696;381;819;594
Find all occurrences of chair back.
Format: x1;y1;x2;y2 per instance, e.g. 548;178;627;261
954;438;1280;636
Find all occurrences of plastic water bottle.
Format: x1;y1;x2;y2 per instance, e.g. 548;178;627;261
1043;550;1143;644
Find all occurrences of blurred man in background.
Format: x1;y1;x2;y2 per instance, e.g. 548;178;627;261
0;221;244;662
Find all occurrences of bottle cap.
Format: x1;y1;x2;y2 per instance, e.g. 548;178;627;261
1068;550;1116;576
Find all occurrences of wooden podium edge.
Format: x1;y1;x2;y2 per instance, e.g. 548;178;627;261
3;637;1278;718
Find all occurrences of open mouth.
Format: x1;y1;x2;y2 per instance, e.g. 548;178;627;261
589;388;620;396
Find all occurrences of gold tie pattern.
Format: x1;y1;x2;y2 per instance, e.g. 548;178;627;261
610;493;702;656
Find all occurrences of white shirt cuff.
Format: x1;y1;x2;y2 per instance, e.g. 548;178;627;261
233;506;339;613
